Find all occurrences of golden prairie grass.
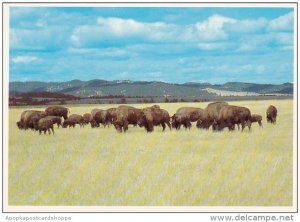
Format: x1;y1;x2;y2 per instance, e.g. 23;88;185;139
8;100;293;206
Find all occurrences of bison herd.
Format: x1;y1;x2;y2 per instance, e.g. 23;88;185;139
16;103;278;135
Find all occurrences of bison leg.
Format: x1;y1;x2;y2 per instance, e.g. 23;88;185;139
39;130;41;135
147;122;154;132
166;122;171;131
123;121;129;132
258;120;263;127
51;126;55;135
161;122;166;131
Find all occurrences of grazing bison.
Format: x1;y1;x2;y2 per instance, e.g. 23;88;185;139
105;108;117;126
17;110;47;130
251;114;263;127
212;105;252;131
197;102;228;129
83;113;91;125
90;109;108;128
266;105;277;124
63;114;84;128
171;112;191;130
36;117;55;135
45;106;69;120
42;116;62;128
113;105;142;132
138;107;171;132
176;107;204;123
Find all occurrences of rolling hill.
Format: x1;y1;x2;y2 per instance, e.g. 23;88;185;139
9;79;293;98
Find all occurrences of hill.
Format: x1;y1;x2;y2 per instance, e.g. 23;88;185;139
9;80;293;98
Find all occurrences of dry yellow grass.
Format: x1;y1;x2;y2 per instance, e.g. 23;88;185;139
8;100;293;206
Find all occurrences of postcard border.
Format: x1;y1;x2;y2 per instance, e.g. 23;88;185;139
2;1;298;213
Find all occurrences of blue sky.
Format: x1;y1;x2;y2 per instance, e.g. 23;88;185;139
9;7;294;84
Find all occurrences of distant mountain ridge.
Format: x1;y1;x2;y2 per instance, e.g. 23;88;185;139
9;79;293;97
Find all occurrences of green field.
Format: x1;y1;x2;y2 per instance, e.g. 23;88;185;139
8;100;293;206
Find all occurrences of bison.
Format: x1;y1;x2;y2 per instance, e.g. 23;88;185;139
83;113;91;125
41;116;62;128
212;105;252;132
105;108;117;126
176;107;204;123
35;117;55;135
17;110;47;130
251;114;263;127
171;112;191;130
63;114;84;128
266;105;277;124
113;105;142;132
138;106;171;132
196;102;228;130
45;106;69;120
90;109;108;128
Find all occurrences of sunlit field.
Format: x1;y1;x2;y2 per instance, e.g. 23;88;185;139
8;99;293;206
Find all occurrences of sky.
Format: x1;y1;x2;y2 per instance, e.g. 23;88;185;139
9;7;294;84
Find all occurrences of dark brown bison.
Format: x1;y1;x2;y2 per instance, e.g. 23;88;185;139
45;106;69;120
63;114;84;128
251;114;263;127
90;109;108;128
266;105;277;124
171;112;191;130
113;105;142;132
105;108;117;126
196;102;228;129
137;107;171;132
212;105;252;131
17;110;47;130
35;117;55;135
176;107;204;123
83;113;91;125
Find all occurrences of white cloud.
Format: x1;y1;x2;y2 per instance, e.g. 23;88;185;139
12;56;38;63
197;42;228;50
225;17;268;33
267;12;294;31
71;17;177;47
195;14;236;41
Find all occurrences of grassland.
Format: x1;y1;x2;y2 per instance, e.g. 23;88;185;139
8;100;293;206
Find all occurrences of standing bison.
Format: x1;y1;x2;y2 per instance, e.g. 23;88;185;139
35;117;55;135
42;116;62;128
63;114;84;128
212;105;252;131
251;114;263;127
113;105;142;132
90;109;108;128
266;105;277;124
17;110;47;130
83;113;92;125
138;106;171;132
105;108;117;126
45;106;69;120
171;112;191;130
176;107;204;123
196;102;228;129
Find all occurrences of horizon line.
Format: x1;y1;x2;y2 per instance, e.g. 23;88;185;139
8;79;294;85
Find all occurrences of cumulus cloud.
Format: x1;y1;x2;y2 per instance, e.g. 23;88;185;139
194;14;236;41
71;17;178;47
267;11;294;31
12;56;38;63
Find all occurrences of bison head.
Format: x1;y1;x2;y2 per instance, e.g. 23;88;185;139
113;120;123;132
62;121;68;128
